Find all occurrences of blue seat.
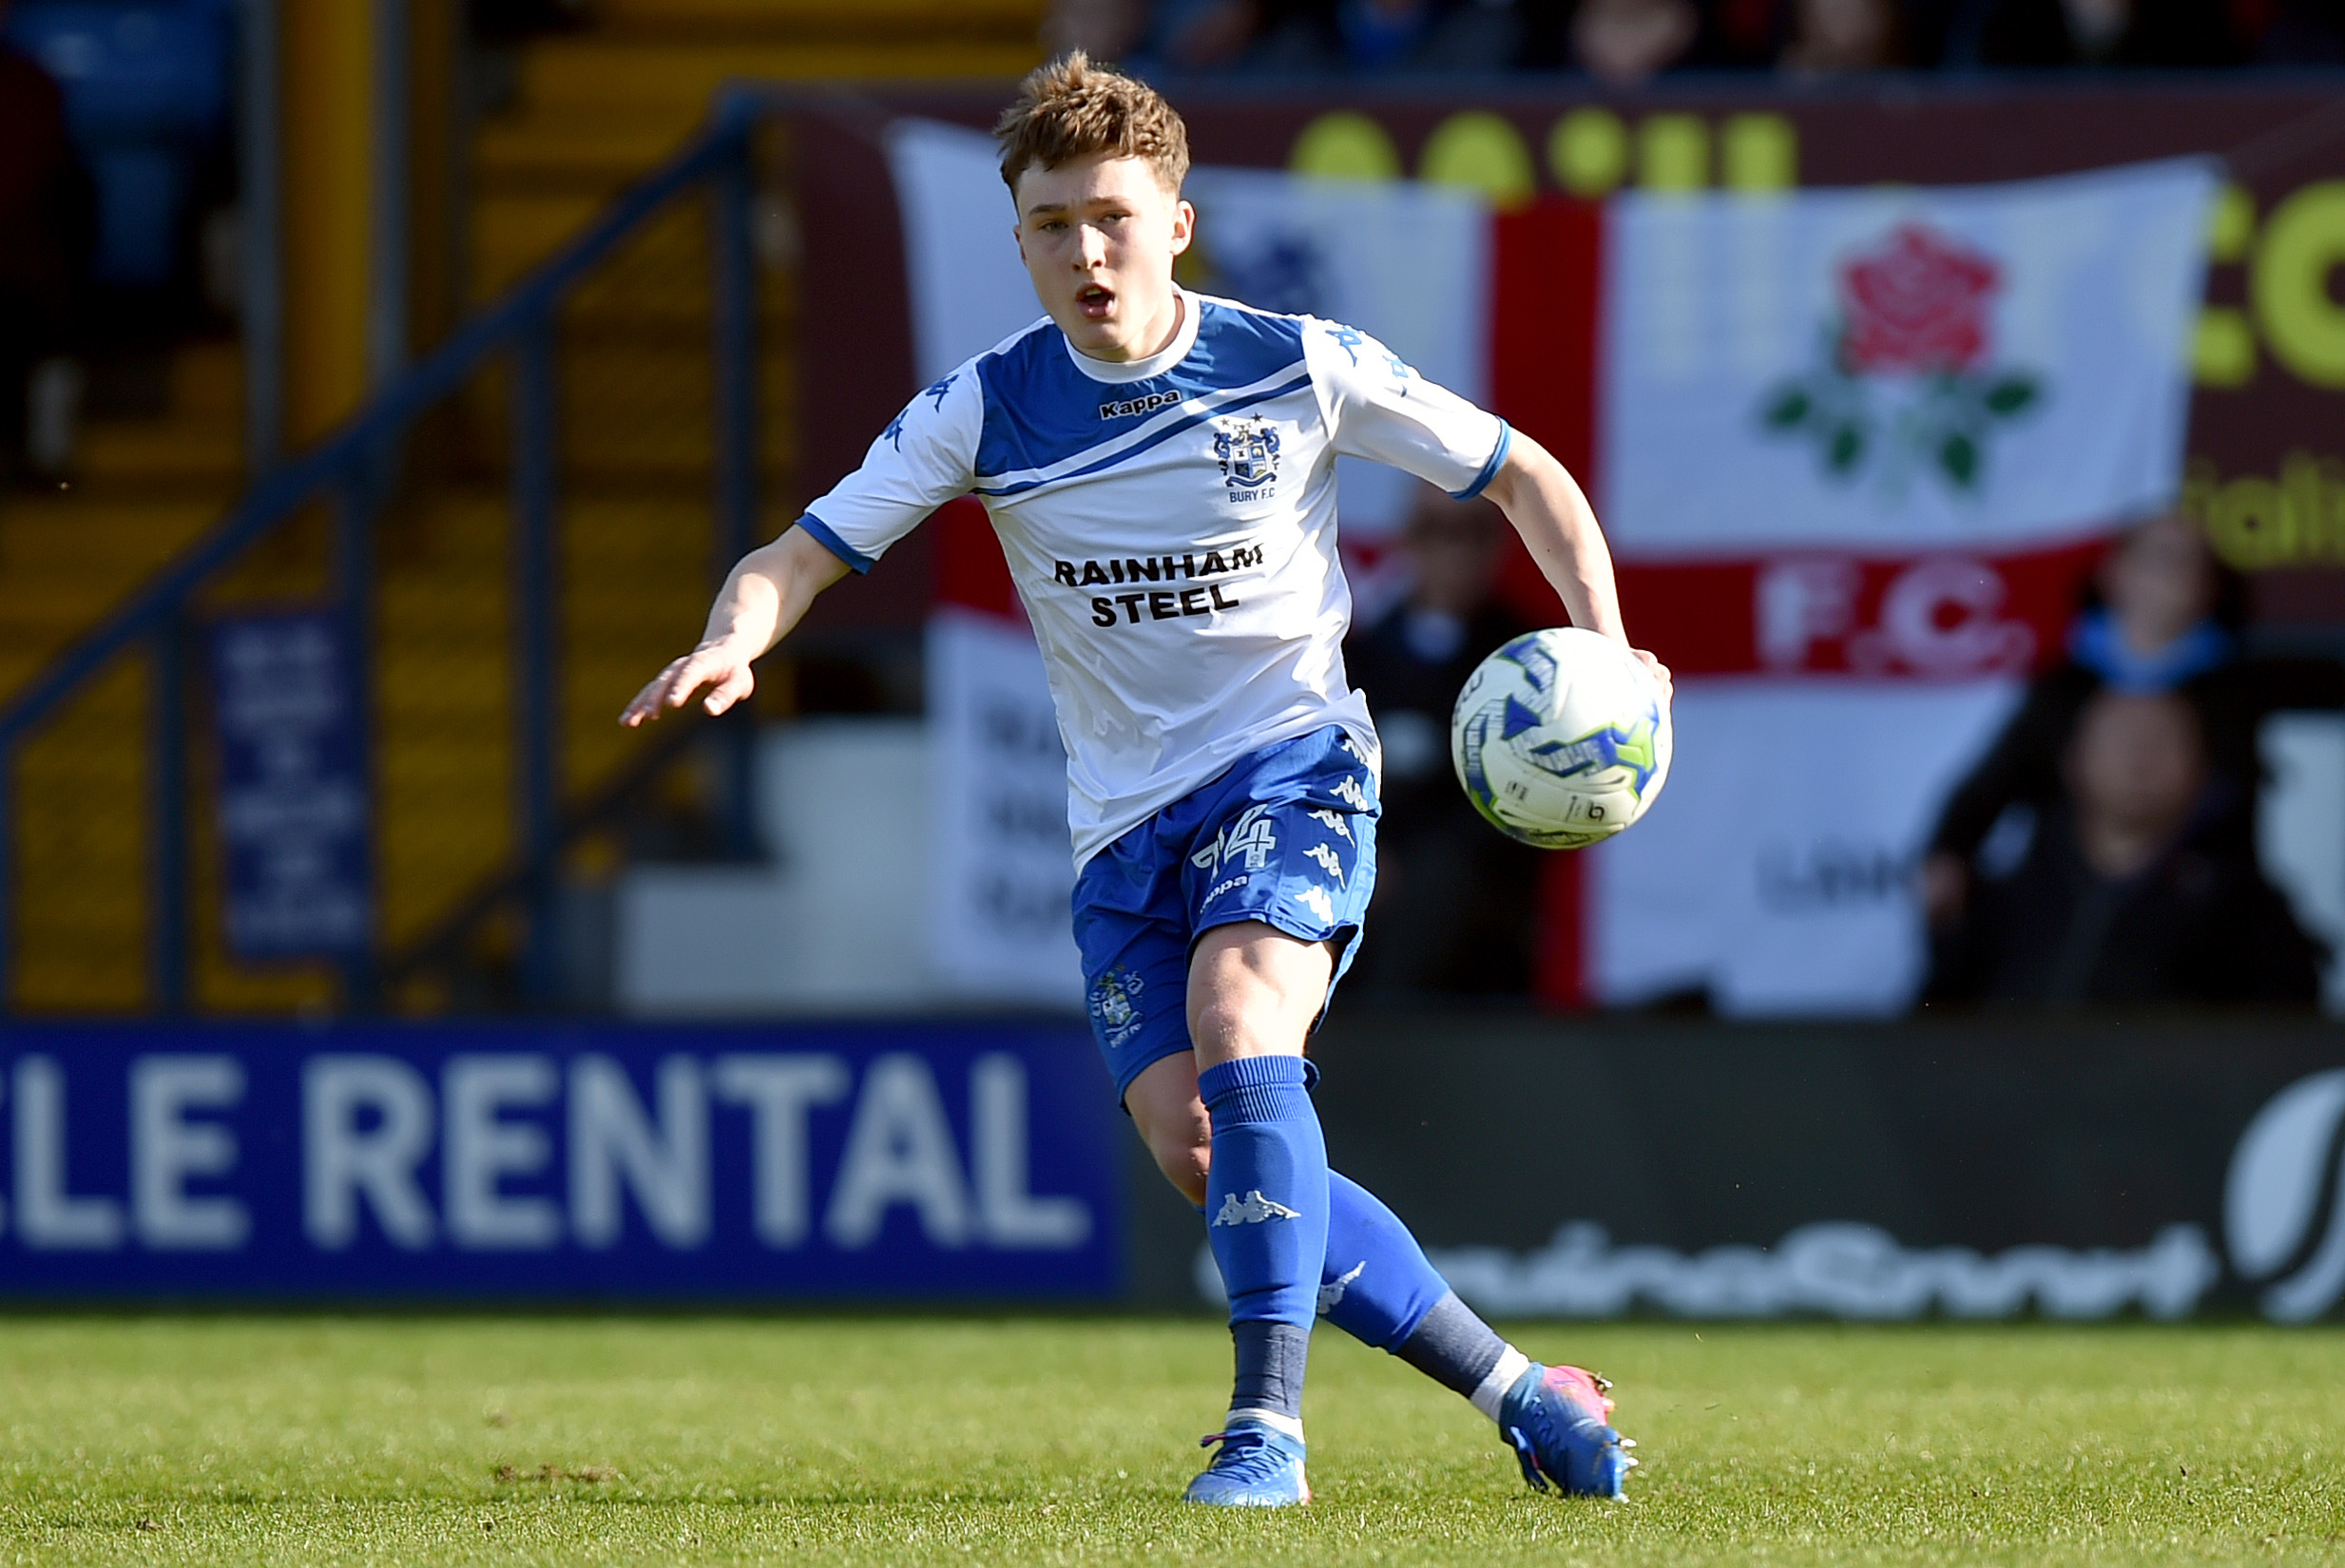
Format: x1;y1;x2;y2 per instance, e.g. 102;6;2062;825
2;1;232;288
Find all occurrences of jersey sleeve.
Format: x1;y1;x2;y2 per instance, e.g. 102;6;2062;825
1304;318;1511;501
796;366;983;573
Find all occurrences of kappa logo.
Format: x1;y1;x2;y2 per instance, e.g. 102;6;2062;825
1213;1190;1301;1226
1304;842;1345;885
1296;885;1336;925
1317;1260;1366;1315
1306;808;1351;841
1191;804;1278;874
1100;390;1182;421
1331;775;1371;812
1212;416;1281;502
882;373;957;449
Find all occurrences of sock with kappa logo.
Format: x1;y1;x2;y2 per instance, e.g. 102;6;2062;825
1318;1175;1526;1424
1200;1054;1329;1425
1317;1170;1452;1351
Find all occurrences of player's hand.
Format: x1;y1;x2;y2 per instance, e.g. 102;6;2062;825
620;641;757;727
1631;647;1672;702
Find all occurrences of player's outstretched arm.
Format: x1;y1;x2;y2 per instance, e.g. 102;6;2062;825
619;525;852;727
1480;432;1671;696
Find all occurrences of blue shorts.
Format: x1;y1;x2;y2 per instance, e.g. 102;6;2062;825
1074;726;1380;1102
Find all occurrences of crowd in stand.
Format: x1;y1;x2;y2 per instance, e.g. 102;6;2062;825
1048;0;2345;80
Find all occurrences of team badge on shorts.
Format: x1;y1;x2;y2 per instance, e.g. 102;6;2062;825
1088;966;1146;1051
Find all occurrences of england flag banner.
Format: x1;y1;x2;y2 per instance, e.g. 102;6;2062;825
884;119;2214;1016
1576;162;2214;1013
1601;163;2211;558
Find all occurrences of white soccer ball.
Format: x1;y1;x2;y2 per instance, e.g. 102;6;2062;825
1450;627;1672;850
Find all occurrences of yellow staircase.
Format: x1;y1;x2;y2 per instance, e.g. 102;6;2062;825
1;0;1044;1014
1;341;244;1012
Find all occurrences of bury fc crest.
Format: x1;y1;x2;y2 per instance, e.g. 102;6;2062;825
1213;416;1280;502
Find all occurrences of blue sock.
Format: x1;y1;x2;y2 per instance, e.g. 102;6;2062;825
1193;1170;1519;1421
1199;1056;1330;1421
1320;1175;1519;1415
1317;1170;1453;1350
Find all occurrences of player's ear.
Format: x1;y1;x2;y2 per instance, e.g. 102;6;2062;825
1169;199;1195;258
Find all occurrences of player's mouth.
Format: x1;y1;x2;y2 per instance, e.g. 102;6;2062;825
1076;282;1115;320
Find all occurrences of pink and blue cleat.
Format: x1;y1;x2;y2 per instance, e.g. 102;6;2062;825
1182;1418;1312;1507
1498;1364;1638;1500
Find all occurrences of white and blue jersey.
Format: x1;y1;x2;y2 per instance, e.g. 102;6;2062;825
798;287;1512;868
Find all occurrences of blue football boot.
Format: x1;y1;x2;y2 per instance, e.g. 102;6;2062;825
1498;1364;1638;1500
1182;1418;1312;1507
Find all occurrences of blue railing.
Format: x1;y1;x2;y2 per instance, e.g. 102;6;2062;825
0;88;774;1012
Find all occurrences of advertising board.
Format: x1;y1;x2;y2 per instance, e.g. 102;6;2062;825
1242;1012;2345;1324
0;1023;1121;1301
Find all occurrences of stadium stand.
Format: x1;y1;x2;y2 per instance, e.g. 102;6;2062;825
0;0;1044;1012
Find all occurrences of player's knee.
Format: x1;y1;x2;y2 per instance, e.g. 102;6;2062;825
1187;925;1330;1065
1124;1059;1212;1205
1132;1100;1210;1205
1186;994;1247;1061
1188;994;1307;1067
1149;1137;1210;1206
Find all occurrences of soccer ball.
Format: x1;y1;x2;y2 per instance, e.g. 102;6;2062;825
1450;627;1672;850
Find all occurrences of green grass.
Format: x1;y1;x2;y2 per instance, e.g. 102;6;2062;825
0;1317;2341;1565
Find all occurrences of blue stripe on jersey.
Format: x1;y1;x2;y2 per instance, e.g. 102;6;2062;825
971;300;1309;487
972;373;1313;499
1451;420;1512;502
798;511;875;574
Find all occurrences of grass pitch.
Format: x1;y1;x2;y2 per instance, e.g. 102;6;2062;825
0;1317;2339;1565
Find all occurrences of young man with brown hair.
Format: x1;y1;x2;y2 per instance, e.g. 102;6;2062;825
625;53;1663;1507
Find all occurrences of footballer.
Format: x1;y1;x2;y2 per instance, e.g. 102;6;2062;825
624;54;1667;1507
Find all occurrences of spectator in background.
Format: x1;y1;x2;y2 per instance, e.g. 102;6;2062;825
1568;0;1703;77
1045;0;1155;59
1045;0;1266;72
1344;488;1541;996
1118;0;1544;72
1923;689;2321;1006
1780;0;1905;68
0;8;91;484
1922;509;2345;935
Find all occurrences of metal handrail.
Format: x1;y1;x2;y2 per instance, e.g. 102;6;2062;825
0;86;771;1010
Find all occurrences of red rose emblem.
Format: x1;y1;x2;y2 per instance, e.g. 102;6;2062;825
1837;224;2000;375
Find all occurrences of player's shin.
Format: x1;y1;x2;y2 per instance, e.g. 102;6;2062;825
1198;1055;1329;1436
1320;1171;1528;1421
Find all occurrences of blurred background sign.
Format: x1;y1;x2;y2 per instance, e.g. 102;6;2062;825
208;610;372;962
0;1023;1121;1300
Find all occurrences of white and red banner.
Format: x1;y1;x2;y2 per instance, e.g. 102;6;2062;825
1557;163;2214;1012
888;119;2216;1015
